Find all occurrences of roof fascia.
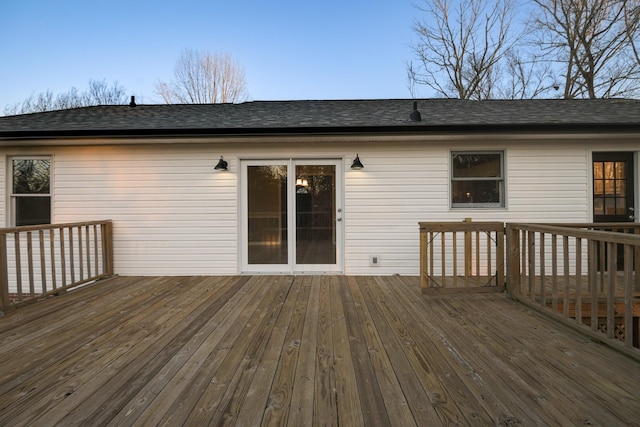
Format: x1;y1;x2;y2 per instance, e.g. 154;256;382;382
0;129;639;148
2;122;640;140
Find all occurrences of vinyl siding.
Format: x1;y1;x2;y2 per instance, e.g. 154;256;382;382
506;143;590;222
51;145;238;275
1;137;638;276
0;154;5;226
344;146;447;274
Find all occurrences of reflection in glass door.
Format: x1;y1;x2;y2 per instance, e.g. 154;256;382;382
247;164;288;264
295;164;337;265
242;159;342;273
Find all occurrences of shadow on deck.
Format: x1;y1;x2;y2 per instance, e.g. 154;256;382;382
0;275;639;426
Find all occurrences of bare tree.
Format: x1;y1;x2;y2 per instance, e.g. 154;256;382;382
155;49;249;104
408;0;519;99
498;49;557;99
4;79;128;115
83;79;128;105
532;0;640;98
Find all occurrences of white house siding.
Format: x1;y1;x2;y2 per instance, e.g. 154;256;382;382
0;154;5;226
345;138;593;275
344;142;447;275
1;144;238;276
53;144;238;276
507;143;590;221
1;136;638;276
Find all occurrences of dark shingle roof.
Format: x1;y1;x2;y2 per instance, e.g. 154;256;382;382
1;98;640;139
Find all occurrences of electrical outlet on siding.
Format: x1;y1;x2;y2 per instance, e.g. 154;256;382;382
369;255;381;267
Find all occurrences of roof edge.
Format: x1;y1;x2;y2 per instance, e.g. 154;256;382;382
3;122;640;140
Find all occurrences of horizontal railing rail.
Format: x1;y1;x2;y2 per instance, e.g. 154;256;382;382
419;220;505;294
506;223;640;355
0;220;114;313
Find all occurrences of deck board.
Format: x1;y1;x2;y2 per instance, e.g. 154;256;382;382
1;275;639;426
262;275;310;426
339;276;391;426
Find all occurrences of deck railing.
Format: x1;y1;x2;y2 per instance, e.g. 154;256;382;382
419;220;640;355
419;220;505;294
506;223;640;353
0;220;114;312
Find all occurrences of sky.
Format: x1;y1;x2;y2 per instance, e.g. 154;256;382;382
0;0;422;113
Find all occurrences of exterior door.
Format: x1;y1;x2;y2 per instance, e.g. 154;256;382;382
592;152;635;223
241;159;343;273
592;152;636;270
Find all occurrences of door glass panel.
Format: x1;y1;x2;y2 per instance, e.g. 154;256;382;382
247;165;288;264
605;198;616;215
594;179;603;195
593;162;603;180
295;165;336;265
594;197;604;215
605;179;615;195
604;161;614;178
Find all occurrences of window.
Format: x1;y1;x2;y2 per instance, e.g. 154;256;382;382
10;158;51;226
451;152;504;208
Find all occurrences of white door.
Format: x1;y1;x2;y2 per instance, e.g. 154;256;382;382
241;159;343;273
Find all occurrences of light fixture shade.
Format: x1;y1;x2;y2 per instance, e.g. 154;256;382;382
351;154;364;169
214;156;228;171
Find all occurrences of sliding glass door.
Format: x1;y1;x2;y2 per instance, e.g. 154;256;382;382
241;159;343;273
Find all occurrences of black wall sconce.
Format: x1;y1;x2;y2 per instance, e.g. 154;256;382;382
351;154;364;169
214;156;228;171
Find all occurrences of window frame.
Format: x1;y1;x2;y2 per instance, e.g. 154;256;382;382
8;156;53;226
450;150;505;209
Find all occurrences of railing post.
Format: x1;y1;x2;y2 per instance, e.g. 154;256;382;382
102;221;114;276
505;224;521;299
496;225;505;288
419;224;427;294
0;232;9;313
624;244;634;348
635;227;640;292
464;218;472;277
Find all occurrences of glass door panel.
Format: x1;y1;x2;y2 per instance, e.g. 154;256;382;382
247;165;288;265
295;164;336;265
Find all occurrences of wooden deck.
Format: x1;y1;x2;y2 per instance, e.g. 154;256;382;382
1;276;639;426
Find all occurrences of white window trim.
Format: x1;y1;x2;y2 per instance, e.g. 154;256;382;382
450;150;505;209
8;155;53;226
